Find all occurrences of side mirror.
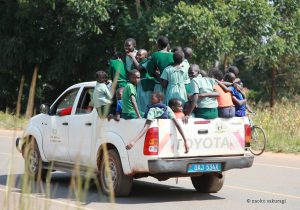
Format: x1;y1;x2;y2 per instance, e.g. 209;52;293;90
40;104;50;114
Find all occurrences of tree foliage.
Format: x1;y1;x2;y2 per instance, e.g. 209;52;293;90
0;0;299;114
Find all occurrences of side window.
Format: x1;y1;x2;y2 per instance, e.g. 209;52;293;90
50;88;79;116
76;87;94;114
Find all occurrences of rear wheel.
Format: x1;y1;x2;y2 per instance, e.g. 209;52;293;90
249;126;266;156
23;137;47;181
191;173;225;193
99;149;133;197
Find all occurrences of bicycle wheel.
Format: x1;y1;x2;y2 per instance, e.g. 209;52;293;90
249;126;266;156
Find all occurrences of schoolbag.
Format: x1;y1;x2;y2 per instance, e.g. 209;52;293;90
144;103;169;119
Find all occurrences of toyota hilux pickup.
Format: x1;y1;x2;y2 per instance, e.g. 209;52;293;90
16;81;254;196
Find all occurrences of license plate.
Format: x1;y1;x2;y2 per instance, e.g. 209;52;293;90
187;163;221;173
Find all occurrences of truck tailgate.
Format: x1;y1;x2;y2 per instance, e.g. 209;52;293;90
158;118;246;158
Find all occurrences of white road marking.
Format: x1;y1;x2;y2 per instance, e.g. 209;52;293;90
224;185;300;200
181;178;300;200
254;163;300;170
0;187;98;210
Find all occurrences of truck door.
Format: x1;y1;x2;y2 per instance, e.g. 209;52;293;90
41;88;79;162
68;87;95;165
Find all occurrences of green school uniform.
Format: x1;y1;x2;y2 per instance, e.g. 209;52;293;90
161;65;188;104
182;59;191;93
136;59;154;113
121;83;138;119
109;59;128;88
146;50;174;91
125;50;137;72
190;76;218;119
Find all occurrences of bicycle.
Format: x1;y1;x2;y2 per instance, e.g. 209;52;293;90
247;112;267;156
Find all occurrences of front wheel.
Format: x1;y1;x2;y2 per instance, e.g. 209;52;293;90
23;137;47;181
250;126;266;156
98;149;133;197
191;173;225;193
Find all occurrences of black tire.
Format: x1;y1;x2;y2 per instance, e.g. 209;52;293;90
191;173;225;193
99;149;133;197
23;137;47;181
249;126;266;156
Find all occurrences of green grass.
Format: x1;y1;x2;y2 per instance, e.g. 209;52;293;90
0;112;27;130
1;103;300;154
254;101;300;154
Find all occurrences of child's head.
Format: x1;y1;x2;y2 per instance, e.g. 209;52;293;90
183;47;193;60
188;64;200;78
224;72;236;83
168;98;183;113
128;69;141;85
183;101;192;116
135;49;148;62
151;91;164;104
171;46;183;53
116;87;124;100
124;38;136;53
227;66;239;76
96;70;108;83
157;36;169;50
173;50;184;65
209;68;223;81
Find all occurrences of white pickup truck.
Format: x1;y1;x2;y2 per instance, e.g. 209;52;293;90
16;81;254;196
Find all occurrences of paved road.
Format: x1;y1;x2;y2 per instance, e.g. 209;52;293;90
0;129;299;210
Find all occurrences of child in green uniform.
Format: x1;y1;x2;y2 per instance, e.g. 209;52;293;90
146;36;174;92
185;64;219;119
109;52;128;89
125;92;189;153
129;49;155;113
124;38;137;72
121;70;142;119
161;50;188;104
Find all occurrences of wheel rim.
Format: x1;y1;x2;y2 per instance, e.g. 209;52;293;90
102;157;118;192
28;149;39;174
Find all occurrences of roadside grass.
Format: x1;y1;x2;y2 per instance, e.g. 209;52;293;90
0;111;27;130
1;101;300;154
254;101;300;154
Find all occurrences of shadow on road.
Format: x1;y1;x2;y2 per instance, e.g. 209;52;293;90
0;172;224;206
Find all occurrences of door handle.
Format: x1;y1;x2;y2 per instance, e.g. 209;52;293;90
198;129;208;134
62;122;68;126
85;122;92;126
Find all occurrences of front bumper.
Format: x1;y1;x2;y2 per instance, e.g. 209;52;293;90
148;154;254;174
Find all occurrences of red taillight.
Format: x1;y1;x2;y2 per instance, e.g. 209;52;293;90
144;127;159;155
244;124;251;143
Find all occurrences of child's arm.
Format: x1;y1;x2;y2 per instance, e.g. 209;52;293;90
198;91;219;98
128;52;143;71
234;83;246;98
172;118;189;153
160;79;168;89
184;94;198;117
126;122;151;150
216;80;231;92
232;96;247;106
114;113;121;121
130;95;141;118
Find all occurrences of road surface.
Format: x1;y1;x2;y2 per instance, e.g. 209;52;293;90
0;129;299;210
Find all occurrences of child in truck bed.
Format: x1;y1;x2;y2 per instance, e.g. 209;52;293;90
126;92;189;153
121;70;142;119
93;71;112;118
